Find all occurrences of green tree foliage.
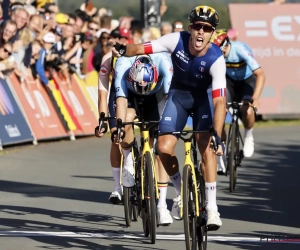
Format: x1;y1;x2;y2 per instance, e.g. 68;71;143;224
57;0;300;29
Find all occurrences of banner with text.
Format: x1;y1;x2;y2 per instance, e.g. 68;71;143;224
229;4;300;116
8;74;69;141
0;78;33;146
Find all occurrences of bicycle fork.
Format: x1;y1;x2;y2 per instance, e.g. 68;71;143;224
180;141;200;218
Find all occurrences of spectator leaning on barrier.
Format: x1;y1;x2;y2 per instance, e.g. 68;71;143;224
35;32;56;87
0;43;15;78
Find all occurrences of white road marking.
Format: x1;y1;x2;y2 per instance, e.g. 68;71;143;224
0;231;299;244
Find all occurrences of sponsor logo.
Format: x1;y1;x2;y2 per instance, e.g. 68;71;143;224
202;115;208;119
245;16;300;41
164;117;171;121
175;50;189;63
199;67;204;72
201;61;206;66
5;124;21;138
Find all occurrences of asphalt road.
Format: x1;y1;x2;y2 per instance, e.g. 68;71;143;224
0;125;299;250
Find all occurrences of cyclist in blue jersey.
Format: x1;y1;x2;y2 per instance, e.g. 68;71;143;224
111;5;227;231
114;53;174;226
211;30;265;174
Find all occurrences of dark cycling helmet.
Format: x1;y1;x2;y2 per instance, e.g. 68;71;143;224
128;55;159;95
211;29;230;49
188;6;220;27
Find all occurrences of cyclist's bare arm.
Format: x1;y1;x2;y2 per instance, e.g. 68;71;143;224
210;56;227;138
98;51;112;117
252;68;265;105
112;33;179;57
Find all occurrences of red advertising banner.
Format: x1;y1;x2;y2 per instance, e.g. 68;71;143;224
51;72;98;136
8;73;69;141
229;4;300;117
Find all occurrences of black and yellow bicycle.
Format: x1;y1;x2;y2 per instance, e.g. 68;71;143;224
157;125;218;250
114;97;160;244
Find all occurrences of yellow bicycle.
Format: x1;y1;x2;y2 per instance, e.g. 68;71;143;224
157;126;218;250
115;101;159;244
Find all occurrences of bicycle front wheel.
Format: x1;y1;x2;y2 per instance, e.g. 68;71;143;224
123;187;133;227
144;151;157;244
197;172;207;250
183;164;197;250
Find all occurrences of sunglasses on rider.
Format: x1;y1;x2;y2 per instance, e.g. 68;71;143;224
190;23;215;33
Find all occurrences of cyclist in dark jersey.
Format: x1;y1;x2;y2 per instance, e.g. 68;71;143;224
111;6;226;231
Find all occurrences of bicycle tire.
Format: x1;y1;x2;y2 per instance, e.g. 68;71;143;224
229;122;237;192
123;187;133;227
132;144;139;222
197;172;207;250
183;164;197;250
144;151;157;244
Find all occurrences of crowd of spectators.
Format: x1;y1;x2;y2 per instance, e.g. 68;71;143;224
0;0;186;89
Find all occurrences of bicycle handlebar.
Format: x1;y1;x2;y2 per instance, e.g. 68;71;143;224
156;126;219;151
115;118;159;143
98;112;115;134
226;100;257;115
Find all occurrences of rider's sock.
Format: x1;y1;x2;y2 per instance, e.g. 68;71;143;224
205;182;217;211
112;167;122;192
170;171;181;196
157;182;168;209
122;148;133;174
244;128;253;138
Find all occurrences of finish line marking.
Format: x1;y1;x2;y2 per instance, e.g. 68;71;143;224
0;231;299;244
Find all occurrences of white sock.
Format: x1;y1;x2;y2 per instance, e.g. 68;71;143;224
157;182;168;209
112;167;122;192
205;182;217;211
170;171;181;196
244;128;253;138
122;148;133;174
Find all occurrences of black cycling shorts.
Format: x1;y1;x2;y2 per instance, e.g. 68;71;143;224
226;74;255;103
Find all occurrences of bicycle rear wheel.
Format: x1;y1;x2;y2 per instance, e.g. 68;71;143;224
143;151;157;244
183;164;197;250
228;122;238;192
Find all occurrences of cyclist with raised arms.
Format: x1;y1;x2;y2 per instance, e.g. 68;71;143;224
211;30;265;174
114;53;174;226
111;5;226;230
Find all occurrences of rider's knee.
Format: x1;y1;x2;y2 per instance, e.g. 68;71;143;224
157;136;176;155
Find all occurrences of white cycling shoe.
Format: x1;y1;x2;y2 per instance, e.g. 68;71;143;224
206;208;222;231
109;190;122;205
171;195;182;220
122;166;135;187
157;207;173;226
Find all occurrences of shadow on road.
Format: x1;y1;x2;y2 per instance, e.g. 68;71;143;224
217;140;300;237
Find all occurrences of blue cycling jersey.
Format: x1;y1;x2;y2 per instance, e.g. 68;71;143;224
225;41;260;81
114;52;173;98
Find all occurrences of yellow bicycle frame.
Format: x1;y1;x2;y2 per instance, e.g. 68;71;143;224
140;130;159;200
179;140;200;218
119;130;159;201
